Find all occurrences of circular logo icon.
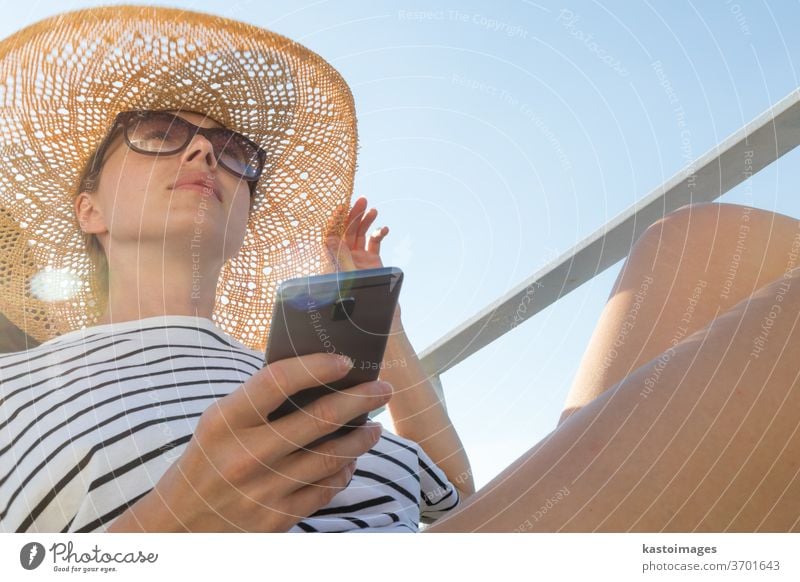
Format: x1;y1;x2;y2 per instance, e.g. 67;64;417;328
19;542;46;570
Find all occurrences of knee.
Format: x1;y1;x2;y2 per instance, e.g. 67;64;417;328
649;202;742;235
631;202;727;256
628;203;800;303
635;202;798;255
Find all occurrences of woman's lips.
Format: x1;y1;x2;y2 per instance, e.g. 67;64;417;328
171;182;221;202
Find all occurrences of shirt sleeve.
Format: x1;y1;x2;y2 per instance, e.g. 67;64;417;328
417;445;461;524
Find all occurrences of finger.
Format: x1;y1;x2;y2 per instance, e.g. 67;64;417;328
272;422;383;494
284;462;359;522
216;352;354;428
366;226;389;256
263;379;392;454
344;197;367;247
355;208;378;250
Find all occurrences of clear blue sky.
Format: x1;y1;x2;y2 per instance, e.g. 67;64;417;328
5;0;800;489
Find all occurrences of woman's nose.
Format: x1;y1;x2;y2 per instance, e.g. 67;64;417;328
181;133;218;169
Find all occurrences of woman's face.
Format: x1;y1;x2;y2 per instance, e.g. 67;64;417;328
78;110;252;265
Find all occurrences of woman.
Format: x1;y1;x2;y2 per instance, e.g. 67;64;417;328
1;6;799;533
0;6;469;533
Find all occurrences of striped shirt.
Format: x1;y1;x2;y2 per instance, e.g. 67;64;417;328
0;315;459;533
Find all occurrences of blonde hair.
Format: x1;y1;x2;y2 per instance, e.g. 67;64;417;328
74;149;110;314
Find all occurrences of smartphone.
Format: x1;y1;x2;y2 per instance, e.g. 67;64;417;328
264;266;404;447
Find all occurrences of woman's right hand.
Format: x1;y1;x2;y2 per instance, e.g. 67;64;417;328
110;352;391;532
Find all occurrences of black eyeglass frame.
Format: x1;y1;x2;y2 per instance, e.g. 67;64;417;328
88;110;267;184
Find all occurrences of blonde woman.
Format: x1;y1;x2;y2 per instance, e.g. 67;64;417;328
1;6;798;533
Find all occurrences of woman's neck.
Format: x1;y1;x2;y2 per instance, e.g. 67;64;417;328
97;244;222;325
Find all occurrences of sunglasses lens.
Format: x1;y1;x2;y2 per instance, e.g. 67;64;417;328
127;113;189;153
210;133;262;180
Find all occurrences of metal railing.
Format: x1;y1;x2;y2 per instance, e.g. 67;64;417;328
416;88;800;407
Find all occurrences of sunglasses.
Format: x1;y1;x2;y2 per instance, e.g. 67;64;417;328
89;110;267;183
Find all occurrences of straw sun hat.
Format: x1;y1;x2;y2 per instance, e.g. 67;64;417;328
0;5;357;352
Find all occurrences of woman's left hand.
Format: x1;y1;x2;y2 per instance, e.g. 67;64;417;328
326;196;389;272
325;196;402;325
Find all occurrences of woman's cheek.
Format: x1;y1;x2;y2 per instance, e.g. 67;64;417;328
227;192;251;251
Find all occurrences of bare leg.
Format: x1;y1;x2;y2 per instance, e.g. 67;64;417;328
426;203;800;532
561;202;800;424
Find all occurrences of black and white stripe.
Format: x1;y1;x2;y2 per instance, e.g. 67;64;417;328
0;315;458;533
